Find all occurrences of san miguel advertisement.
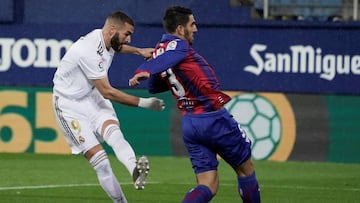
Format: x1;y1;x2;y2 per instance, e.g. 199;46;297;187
195;25;360;95
1;24;360;94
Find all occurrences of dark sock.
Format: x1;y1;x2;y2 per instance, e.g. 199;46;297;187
238;172;261;203
182;185;213;203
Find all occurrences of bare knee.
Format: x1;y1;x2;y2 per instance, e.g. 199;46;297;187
234;158;255;177
84;144;104;160
196;170;219;195
101;120;119;137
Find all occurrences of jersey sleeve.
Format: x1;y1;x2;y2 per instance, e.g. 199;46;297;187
136;40;188;75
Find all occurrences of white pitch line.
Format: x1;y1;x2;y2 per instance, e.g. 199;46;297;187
0;182;156;191
0;183;99;191
0;182;359;192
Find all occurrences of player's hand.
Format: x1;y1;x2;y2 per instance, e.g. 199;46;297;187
129;72;150;86
138;48;154;60
138;97;165;111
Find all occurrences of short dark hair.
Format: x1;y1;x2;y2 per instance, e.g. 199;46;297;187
107;11;134;26
163;6;193;33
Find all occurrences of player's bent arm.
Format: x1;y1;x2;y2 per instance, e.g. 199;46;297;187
93;77;139;106
93;77;165;111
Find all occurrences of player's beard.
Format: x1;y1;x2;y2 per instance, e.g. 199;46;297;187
184;29;193;45
110;33;125;52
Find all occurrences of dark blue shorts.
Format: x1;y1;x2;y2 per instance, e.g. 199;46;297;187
182;108;252;174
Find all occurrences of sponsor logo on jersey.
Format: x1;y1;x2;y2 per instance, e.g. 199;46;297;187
153;43;165;59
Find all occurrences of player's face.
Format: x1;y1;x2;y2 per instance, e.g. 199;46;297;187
110;22;134;52
184;15;197;44
110;33;123;52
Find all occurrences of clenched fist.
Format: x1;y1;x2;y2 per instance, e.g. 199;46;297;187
138;97;165;111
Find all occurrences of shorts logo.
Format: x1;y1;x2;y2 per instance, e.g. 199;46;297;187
71;120;81;132
78;135;85;144
71;120;86;144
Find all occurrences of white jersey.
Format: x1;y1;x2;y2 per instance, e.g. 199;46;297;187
53;29;114;99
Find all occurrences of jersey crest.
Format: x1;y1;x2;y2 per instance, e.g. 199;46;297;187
98;60;104;72
166;40;177;51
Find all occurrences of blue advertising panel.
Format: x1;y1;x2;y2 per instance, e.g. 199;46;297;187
0;22;360;94
196;24;360;95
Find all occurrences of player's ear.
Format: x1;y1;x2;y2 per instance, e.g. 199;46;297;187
109;25;117;37
176;25;185;36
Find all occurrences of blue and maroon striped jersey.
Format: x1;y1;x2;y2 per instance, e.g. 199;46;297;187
135;34;231;114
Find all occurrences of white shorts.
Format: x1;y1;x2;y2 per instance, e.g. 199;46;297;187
52;88;118;154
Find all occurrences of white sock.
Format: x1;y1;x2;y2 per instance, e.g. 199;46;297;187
103;124;137;176
90;150;128;203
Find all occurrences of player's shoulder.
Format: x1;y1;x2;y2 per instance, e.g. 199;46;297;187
72;29;102;57
76;29;101;46
165;38;188;51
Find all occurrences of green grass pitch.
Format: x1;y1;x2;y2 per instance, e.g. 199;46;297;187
0;153;359;202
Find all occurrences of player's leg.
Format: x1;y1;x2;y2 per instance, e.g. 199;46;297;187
217;112;260;203
182;170;218;203
101;120;149;189
52;96;127;202
97;98;150;189
181;115;218;202
85;144;128;203
233;158;260;203
232;127;260;203
208;109;260;203
102;120;137;175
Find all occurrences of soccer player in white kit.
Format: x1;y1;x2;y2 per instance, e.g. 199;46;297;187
52;11;165;203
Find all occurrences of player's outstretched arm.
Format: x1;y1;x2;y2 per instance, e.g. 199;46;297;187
120;45;153;59
92;77;164;111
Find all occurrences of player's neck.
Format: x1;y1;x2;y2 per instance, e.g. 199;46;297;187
101;29;111;50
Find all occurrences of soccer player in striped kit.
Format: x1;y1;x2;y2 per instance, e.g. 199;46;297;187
129;6;261;203
52;11;165;203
